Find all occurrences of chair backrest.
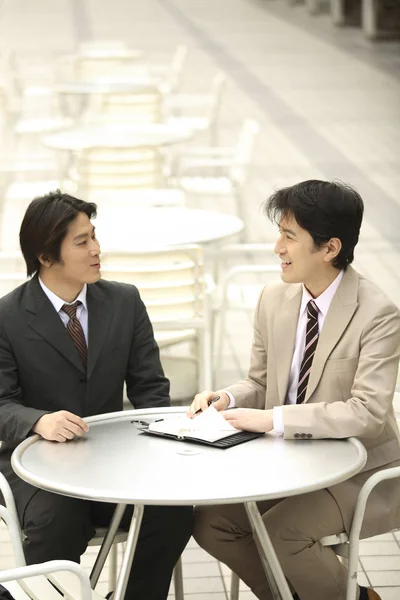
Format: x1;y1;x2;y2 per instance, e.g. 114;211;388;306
0;251;26;273
72;147;165;191
101;245;205;324
160;45;188;95
0;478;26;566
234;119;259;166
207;72;226;123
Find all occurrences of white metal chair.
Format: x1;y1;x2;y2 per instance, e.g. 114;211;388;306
229;392;400;600
70;146;166;194
101;245;212;396
0;501;96;599
0;472;185;599
165;72;226;145
210;243;279;385
149;45;188;95
176;119;259;239
0;472;122;593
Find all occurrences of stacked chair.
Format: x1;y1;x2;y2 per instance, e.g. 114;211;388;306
101;245;212;401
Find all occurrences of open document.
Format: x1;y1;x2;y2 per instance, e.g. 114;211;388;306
136;407;264;448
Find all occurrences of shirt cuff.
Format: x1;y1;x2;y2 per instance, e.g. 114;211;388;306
273;406;285;434
224;390;235;409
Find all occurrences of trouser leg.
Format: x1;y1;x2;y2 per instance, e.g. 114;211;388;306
22;489;94;564
93;503;193;600
194;489;352;600
22;488;192;600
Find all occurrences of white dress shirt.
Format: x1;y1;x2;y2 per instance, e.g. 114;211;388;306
39;278;89;344
226;270;344;434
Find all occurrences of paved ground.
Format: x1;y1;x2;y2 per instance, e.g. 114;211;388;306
1;0;400;598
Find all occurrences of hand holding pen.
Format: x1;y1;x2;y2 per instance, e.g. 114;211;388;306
188;391;230;418
192;395;220;417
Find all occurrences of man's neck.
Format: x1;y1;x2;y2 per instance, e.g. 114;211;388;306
304;267;341;299
39;271;83;303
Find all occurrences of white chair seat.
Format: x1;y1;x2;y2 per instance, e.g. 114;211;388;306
15;117;74;134
167;115;209;132
155;329;196;348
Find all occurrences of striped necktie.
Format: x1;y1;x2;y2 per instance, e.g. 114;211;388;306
296;300;319;404
62;301;87;367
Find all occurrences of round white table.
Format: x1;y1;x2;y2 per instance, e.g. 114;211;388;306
95;206;244;250
12;408;367;600
42;122;192;151
55;79;160;97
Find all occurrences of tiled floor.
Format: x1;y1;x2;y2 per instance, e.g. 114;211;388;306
1;0;400;598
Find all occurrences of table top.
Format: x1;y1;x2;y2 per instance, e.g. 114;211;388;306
55;78;159;95
42;122;192;150
12;408;367;506
76;49;143;61
94;206;244;249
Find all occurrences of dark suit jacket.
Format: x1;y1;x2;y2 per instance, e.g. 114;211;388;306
0;275;170;516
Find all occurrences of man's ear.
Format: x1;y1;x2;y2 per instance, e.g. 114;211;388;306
323;238;342;263
38;255;51;268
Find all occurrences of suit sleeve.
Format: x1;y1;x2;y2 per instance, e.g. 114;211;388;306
224;285;268;409
281;301;400;439
0;323;49;444
125;289;170;409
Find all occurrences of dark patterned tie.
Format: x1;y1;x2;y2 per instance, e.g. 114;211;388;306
62;301;87;367
296;300;319;404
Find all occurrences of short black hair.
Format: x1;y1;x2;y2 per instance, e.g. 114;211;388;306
264;180;364;270
20;190;97;276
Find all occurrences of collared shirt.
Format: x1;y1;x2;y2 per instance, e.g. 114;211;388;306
39;278;89;344
226;270;344;433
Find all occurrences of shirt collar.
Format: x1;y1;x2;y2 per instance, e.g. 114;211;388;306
300;270;344;317
39;277;88;314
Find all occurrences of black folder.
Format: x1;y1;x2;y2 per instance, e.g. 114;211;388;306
134;421;264;449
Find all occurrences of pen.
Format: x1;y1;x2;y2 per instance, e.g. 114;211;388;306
192;395;220;417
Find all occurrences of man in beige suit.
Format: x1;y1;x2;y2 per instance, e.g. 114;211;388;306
189;180;400;600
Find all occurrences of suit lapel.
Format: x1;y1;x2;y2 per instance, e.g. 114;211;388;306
274;283;302;404
304;266;359;402
24;276;86;374
87;283;113;378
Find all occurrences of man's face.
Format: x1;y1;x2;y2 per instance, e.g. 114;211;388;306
274;214;327;288
47;212;101;286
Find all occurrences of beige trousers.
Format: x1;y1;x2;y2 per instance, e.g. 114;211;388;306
194;488;359;600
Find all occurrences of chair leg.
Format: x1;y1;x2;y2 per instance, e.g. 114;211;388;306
230;571;240;600
108;543;118;590
173;556;184;600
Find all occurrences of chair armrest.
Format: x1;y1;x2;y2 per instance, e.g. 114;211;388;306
0;560;92;600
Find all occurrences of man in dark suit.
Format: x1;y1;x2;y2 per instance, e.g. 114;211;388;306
0;190;193;599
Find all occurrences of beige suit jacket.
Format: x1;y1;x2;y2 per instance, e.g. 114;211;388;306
227;266;400;536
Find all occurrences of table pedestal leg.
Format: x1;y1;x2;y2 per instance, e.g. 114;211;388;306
112;504;144;600
245;501;293;600
90;502;127;587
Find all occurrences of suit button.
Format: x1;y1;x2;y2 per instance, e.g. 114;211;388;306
294;433;300;438
79;378;86;383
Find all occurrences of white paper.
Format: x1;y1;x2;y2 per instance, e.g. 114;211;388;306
148;406;238;443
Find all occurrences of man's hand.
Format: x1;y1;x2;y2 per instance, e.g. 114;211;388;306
187;390;230;418
222;408;274;433
33;411;89;442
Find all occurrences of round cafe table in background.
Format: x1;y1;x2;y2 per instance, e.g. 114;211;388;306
95;206;245;250
42;122;193;151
